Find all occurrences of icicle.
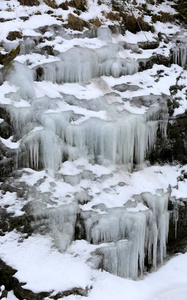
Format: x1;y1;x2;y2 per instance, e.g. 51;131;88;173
85;191;169;279
141;191;169;267
33;46;138;84
172;45;187;67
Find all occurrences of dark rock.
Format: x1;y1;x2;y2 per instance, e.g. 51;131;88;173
36;67;44;80
7;31;22;41
0;157;15;180
148;111;187;165
112;83;141;92
41;45;54;55
168;199;187;245
0;121;12;139
0;206;34;236
53;287;89;299
0;288;8;298
138;54;171;71
138;41;159;50
0;106;11;125
0;258;17;290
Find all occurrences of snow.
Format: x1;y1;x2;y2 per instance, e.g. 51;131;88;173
0;232;92;293
0;136;20;149
0;230;187;299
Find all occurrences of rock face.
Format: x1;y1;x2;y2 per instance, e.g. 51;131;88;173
147;112;187;165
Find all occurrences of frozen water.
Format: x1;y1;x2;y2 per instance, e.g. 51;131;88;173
5;62;36;100
83;191;169;278
172;45;187;67
33;45;139;83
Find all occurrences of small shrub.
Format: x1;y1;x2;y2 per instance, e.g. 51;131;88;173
89;17;102;27
66;13;89;31
160;12;175;22
59;2;69;10
137;16;149;31
177;0;187;22
120;13;150;34
73;9;81;15
43;0;58;9
68;0;87;12
7;31;22;41
0;45;20;66
106;11;120;21
152;12;175;23
18;0;39;5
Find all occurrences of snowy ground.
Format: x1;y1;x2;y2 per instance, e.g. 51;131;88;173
1;230;187;300
0;0;187;299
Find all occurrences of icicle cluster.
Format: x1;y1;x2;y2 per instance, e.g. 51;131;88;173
83;191;169;279
5;60;168;174
172;45;187;67
33;45;139;83
16;110;161;173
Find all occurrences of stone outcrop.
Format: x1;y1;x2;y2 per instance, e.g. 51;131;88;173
147;111;187;165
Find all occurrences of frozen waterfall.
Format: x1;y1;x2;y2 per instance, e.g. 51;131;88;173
2;36;170;281
8;106;164;173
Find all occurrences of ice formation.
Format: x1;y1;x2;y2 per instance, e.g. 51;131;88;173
33;45;139;83
2;35;171;280
9;104;165;173
83;191;169;279
172;44;187;67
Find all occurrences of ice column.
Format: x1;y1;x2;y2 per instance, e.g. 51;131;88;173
172;45;187;67
33;45;139;83
84;191;169;279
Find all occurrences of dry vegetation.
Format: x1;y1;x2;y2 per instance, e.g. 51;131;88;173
120;13;150;33
152;11;175;23
66;13;90;31
106;11;121;21
89;17;102;27
68;0;87;11
18;0;39;6
43;0;58;8
7;31;22;41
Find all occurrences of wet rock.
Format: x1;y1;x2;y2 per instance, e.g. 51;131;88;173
138;41;159;50
52;287;89;299
0;157;15;180
41;45;54;56
168;198;187;243
112;83;141;92
75;212;86;240
0;122;12;139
